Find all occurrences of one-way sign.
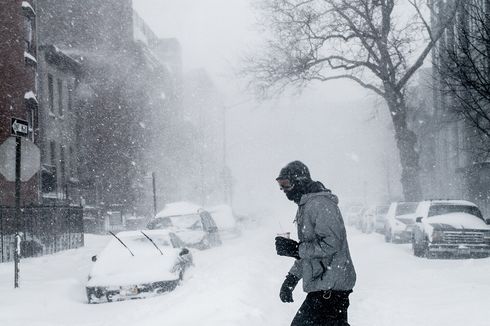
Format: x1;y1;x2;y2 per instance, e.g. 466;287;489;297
11;118;29;137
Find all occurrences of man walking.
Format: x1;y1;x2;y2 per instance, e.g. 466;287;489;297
274;161;356;325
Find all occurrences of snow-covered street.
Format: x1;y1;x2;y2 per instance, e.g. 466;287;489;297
1;217;489;326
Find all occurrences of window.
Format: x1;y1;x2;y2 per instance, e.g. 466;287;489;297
48;74;54;113
50;141;56;165
41;165;57;194
68;83;73;111
60;145;66;184
69;146;79;180
395;202;418;216
23;15;33;53
57;79;63;115
60;145;67;198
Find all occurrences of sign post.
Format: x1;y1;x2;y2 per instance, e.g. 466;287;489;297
14;135;21;288
11;118;28;289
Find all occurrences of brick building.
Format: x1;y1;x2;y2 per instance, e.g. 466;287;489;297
422;0;490;215
35;0;189;217
0;0;40;206
36;45;81;203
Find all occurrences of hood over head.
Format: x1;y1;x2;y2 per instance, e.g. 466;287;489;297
276;161;311;182
276;161;336;204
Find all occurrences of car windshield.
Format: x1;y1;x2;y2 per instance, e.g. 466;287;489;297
108;233;173;256
428;205;483;219
395;202;418;216
376;206;389;215
126;235;171;248
147;217;172;229
169;214;203;229
347;205;363;214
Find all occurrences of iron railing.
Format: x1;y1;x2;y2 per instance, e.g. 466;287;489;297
0;205;84;263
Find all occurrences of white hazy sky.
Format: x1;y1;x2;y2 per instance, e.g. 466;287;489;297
133;0;255;79
133;0;401;215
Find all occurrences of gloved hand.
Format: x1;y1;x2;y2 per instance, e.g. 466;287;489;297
279;273;300;303
275;236;300;259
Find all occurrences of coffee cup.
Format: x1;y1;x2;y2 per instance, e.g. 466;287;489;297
276;232;290;239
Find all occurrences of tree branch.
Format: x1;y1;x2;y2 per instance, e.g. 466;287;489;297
397;0;461;91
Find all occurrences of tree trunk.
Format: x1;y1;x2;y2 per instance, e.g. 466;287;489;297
385;92;423;202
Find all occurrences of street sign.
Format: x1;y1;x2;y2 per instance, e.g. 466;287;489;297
11;118;29;137
0;137;40;182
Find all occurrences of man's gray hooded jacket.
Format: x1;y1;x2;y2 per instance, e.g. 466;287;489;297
289;191;356;293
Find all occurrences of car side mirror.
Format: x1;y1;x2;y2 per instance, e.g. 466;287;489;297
485;218;490;225
415;217;423;223
179;248;189;256
91;255;97;262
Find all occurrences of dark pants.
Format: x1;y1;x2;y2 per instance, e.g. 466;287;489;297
291;290;352;326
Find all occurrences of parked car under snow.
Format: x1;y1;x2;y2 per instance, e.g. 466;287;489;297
384;202;419;243
86;230;193;303
344;203;365;228
147;201;222;250
412;200;490;258
206;204;241;239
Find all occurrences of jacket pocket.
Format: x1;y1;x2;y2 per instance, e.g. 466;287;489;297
311;259;329;281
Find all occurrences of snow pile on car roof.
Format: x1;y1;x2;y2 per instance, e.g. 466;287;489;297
426;213;490;230
206;204;236;229
156;201;202;218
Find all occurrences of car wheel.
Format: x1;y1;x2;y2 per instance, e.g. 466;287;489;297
366;223;373;234
413;239;423;257
415;238;430;258
424;242;435;259
384;228;392;243
178;269;184;281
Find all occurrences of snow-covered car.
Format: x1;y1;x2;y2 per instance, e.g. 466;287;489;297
373;205;389;233
344;203;365;228
147;201;221;250
384;202;418;243
206;204;241;239
360;205;389;233
86;230;193;304
412;200;490;258
360;206;376;233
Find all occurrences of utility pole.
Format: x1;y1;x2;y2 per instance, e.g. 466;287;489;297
222;104;228;204
152;172;157;217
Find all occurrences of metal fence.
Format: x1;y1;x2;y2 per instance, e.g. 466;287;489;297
0;205;84;263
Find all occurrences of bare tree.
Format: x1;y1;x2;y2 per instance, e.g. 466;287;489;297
437;1;490;160
245;0;460;201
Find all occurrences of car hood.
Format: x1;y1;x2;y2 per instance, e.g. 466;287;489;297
87;249;181;287
426;213;490;231
395;213;417;225
172;229;206;244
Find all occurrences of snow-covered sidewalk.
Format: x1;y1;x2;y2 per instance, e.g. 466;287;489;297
0;219;489;326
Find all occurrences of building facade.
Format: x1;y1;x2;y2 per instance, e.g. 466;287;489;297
35;0;193;218
0;0;40;206
36;45;81;204
183;69;227;206
428;0;490;215
1;0;227;215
